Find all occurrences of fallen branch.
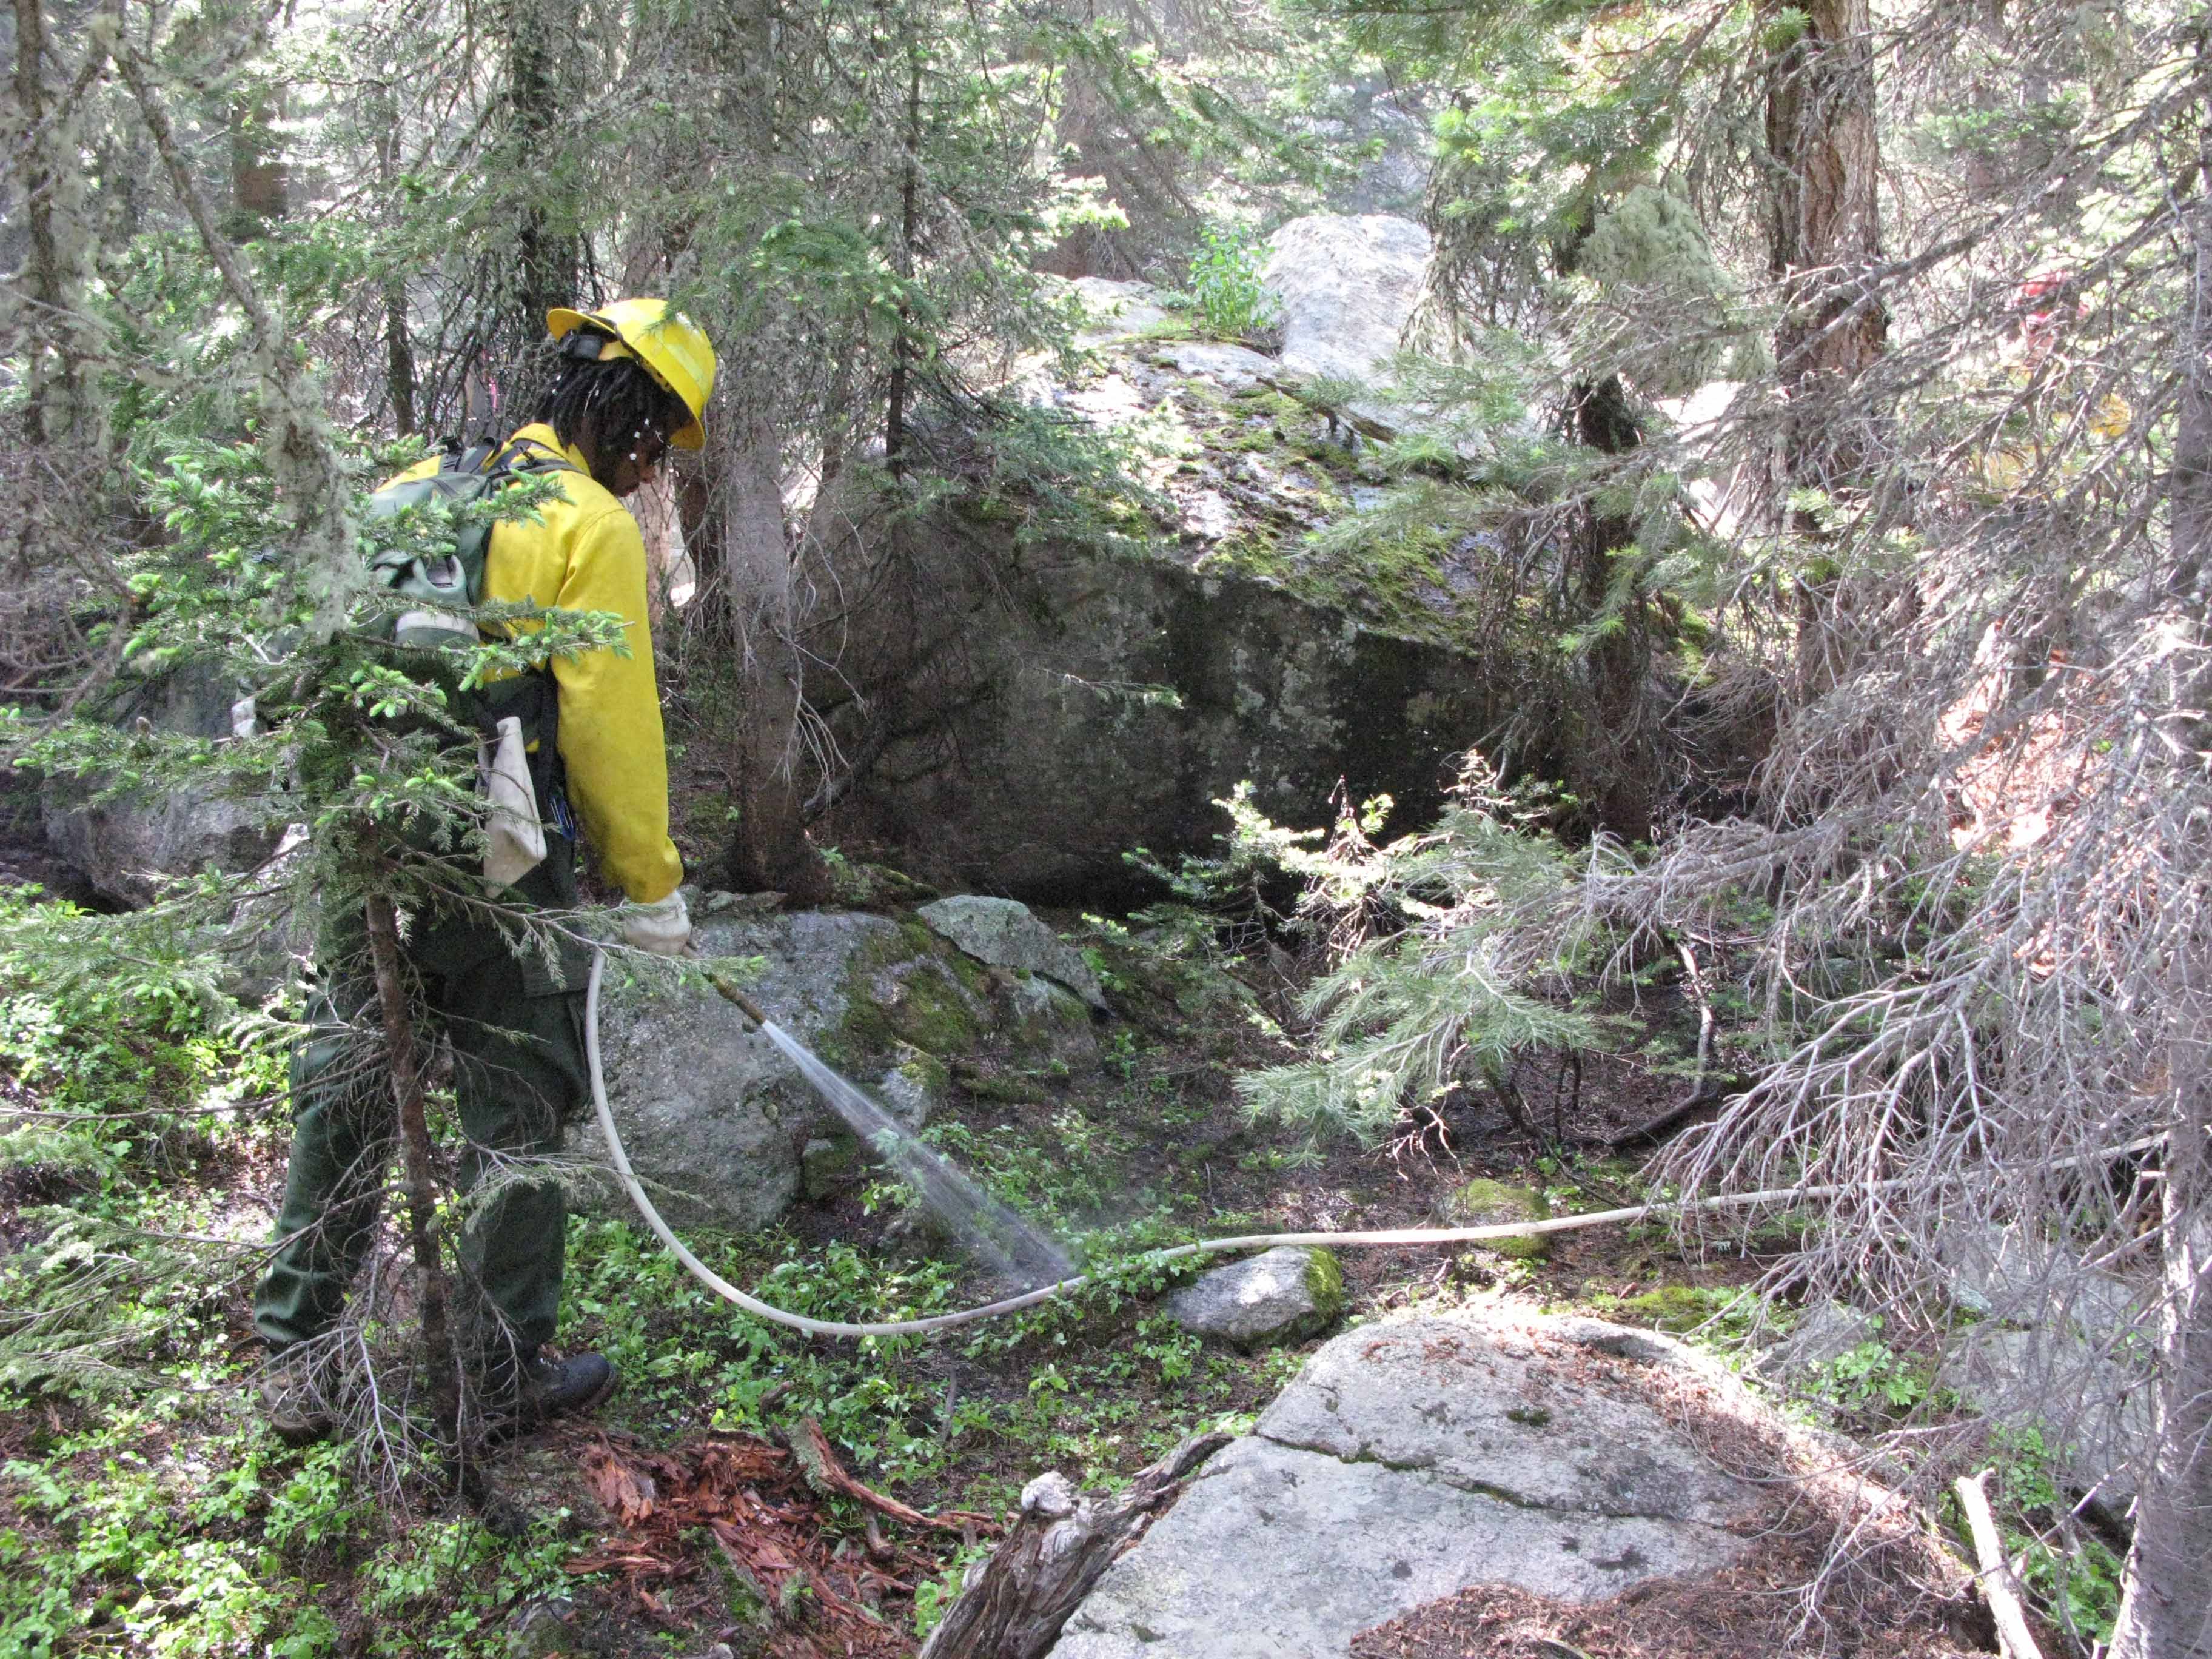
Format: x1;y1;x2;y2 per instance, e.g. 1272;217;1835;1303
1954;1469;2046;1659
1600;1084;1738;1152
789;1416;997;1535
917;1430;1230;1659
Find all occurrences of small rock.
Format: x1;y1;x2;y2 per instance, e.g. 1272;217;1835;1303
1439;1177;1550;1260
1151;340;1278;393
918;896;1108;1010
1071;277;1176;343
1168;1246;1344;1349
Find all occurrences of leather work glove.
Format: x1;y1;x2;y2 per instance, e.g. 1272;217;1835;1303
620;890;694;957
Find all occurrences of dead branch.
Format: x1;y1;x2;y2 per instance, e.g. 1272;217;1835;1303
916;1431;1230;1659
789;1416;996;1535
1953;1469;2045;1659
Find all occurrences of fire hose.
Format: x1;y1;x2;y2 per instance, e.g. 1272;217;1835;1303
583;948;2165;1341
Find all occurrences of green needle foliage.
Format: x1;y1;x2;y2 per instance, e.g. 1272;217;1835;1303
1235;766;1598;1153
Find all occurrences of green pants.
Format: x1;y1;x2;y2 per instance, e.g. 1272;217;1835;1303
253;852;591;1364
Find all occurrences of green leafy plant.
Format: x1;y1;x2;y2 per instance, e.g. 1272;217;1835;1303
1185;224;1282;342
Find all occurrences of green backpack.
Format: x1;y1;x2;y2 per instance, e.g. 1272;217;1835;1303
361;441;578;652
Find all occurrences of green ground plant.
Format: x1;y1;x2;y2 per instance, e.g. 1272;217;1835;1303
1182;224;1282;343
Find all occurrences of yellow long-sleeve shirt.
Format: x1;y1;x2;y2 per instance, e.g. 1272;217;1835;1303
401;423;683;903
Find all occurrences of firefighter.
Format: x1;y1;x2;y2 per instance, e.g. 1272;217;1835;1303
255;299;714;1441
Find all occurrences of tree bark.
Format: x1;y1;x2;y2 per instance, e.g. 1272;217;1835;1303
375;90;417;437
2108;107;2212;1659
1563;374;1660;836
916;1432;1228;1659
1763;0;1889;698
717;420;829;901
504;0;569;338
11;0;92;444
2107;939;2212;1658
363;875;463;1461
227;82;286;230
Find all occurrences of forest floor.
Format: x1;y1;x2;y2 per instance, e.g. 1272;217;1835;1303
0;823;1997;1659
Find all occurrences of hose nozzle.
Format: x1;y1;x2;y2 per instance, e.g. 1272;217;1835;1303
705;967;771;1030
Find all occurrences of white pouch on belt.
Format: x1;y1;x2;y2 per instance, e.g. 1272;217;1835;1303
480;715;547;891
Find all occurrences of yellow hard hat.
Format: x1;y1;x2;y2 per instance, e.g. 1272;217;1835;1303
546;297;717;450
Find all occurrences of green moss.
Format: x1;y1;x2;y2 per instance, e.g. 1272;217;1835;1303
896;1049;953;1098
1229;387;1303;418
1443;1178;1550;1260
820;929;983;1069
1302;1247;1345;1321
885;966;980;1057
1611;1284;1731;1334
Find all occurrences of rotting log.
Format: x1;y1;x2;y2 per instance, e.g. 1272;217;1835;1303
917;1430;1230;1659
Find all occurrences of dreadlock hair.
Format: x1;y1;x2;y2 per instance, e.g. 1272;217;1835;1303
532;333;690;467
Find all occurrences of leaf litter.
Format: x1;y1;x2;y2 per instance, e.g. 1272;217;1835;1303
563;1416;997;1657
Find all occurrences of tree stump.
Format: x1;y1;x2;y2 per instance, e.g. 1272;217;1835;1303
917;1431;1230;1659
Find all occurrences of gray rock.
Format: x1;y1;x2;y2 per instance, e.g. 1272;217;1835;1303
830;540;1511;897
574;912;966;1230
505;1598;612;1659
43;784;279;910
1925;1223;2153;1519
1050;1311;1763;1658
919;896;1108;1010
820;213;1533;898
1939;1223;2140;1339
1167;1247;1343;1349
802;1134;859;1200
40;660;283;910
1758;1301;1880;1381
1148;340;1278;394
1940;1318;2153;1524
1072;278;1176;344
1262;215;1430;386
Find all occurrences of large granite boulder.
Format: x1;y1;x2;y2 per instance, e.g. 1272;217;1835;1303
817;223;1562;899
1932;1224;2154;1523
1261;213;1431;385
574;908;1094;1232
1048;1312;1774;1658
40;661;282;909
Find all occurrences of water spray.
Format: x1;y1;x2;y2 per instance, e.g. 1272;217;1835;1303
587;951;2162;1342
701;967;1074;1289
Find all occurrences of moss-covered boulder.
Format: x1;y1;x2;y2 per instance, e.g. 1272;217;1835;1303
575;907;1090;1232
812;218;1561;900
1439;1178;1551;1261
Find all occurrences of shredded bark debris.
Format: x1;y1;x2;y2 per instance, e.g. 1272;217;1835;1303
562;1418;997;1658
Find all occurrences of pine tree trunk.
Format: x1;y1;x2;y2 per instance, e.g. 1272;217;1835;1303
12;0;89;444
1763;0;1888;698
505;0;568;337
227;84;286;229
363;877;463;1460
376;93;417;437
2108;108;2212;1659
719;421;827;901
